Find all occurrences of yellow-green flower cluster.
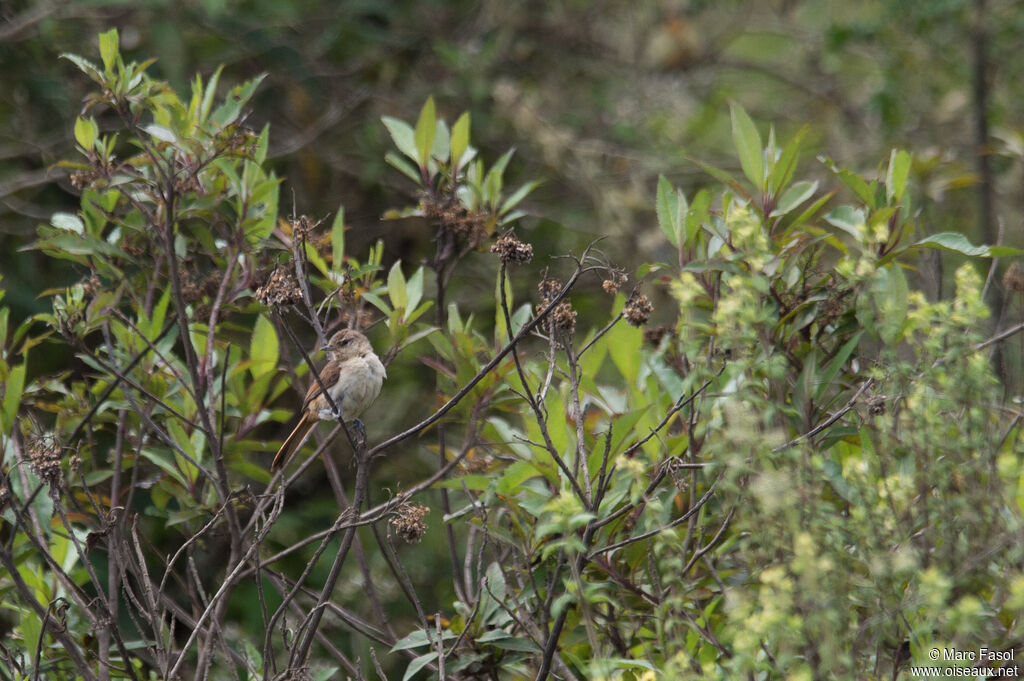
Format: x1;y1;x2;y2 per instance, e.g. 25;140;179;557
713;272;774;347
726;204;771;271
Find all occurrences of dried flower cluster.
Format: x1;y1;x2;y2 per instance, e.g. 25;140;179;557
173;174;202;195
255;266;303;307
1003;262;1024;294
390;501;430;543
602;270;628;294
27;432;63;484
421;194;488;249
79;274;102;299
643;325;670;347
537;278;576;335
623;293;654;327
290;215;323;241
70;169;99;190
490;233;534;265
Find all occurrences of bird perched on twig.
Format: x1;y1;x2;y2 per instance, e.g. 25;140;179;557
272;329;386;471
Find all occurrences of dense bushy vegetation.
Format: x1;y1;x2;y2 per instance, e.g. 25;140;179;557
2;6;1024;681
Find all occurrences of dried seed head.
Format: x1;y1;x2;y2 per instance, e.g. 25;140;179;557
27;432;63;485
602;271;628;294
70;170;98;190
643;325;670;347
550;301;577;334
490;233;534;265
79;274;101;299
389;502;430;543
290;215;321;241
537;278;562;303
173;175;201;195
421;195;489;250
623;293;654;327
255;267;303;307
1003;262;1024;294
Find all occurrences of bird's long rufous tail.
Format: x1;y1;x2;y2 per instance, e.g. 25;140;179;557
272;414;316;471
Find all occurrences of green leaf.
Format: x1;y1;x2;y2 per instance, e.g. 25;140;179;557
210;74;267;127
406;266;425;317
98;29;119;73
60;53;104;84
2;363;25;432
768;125;808;194
913;232;1024;258
330;205;345;271
402;652;438;681
144;124;177;144
382;117;419;163
656;175;682;248
824;205;866;241
249;314;279;380
870;265;909;346
814;331;863;403
385;152;423;185
886;149;911;204
51;212;85;234
451;112;470;168
74;117;97;152
771;180;818;217
388;261;408;311
730;102;764;191
500;180;540;217
199;65;224;125
414;97;437;167
685;189;712;245
821;156;878;208
432;118;450;166
254;123;270;165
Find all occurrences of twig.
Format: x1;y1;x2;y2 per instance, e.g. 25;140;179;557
773;378;873;452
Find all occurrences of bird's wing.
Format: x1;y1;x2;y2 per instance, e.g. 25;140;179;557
301;361;342;411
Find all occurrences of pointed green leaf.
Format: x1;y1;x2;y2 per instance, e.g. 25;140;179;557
685;189;712;245
60;53;104;84
405;266;425;317
385;152;422;184
51;212;85;234
821;156;878;208
249;314;279;380
825;205;866;241
500;180;540;217
2;363;25;432
402;652;438;681
200;65;224;124
913;233;1024;258
414;97;437;167
886;149;912;204
330;205;345;271
814;331;863;402
388;260;408;311
98;29;119;73
768;125;808;194
771;180;818;217
432;119;450;165
730;102;764;190
382;116;419;163
74;117;97;152
451;112;470;169
656;175;682;248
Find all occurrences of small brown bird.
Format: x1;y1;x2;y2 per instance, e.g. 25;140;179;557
271;329;386;471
